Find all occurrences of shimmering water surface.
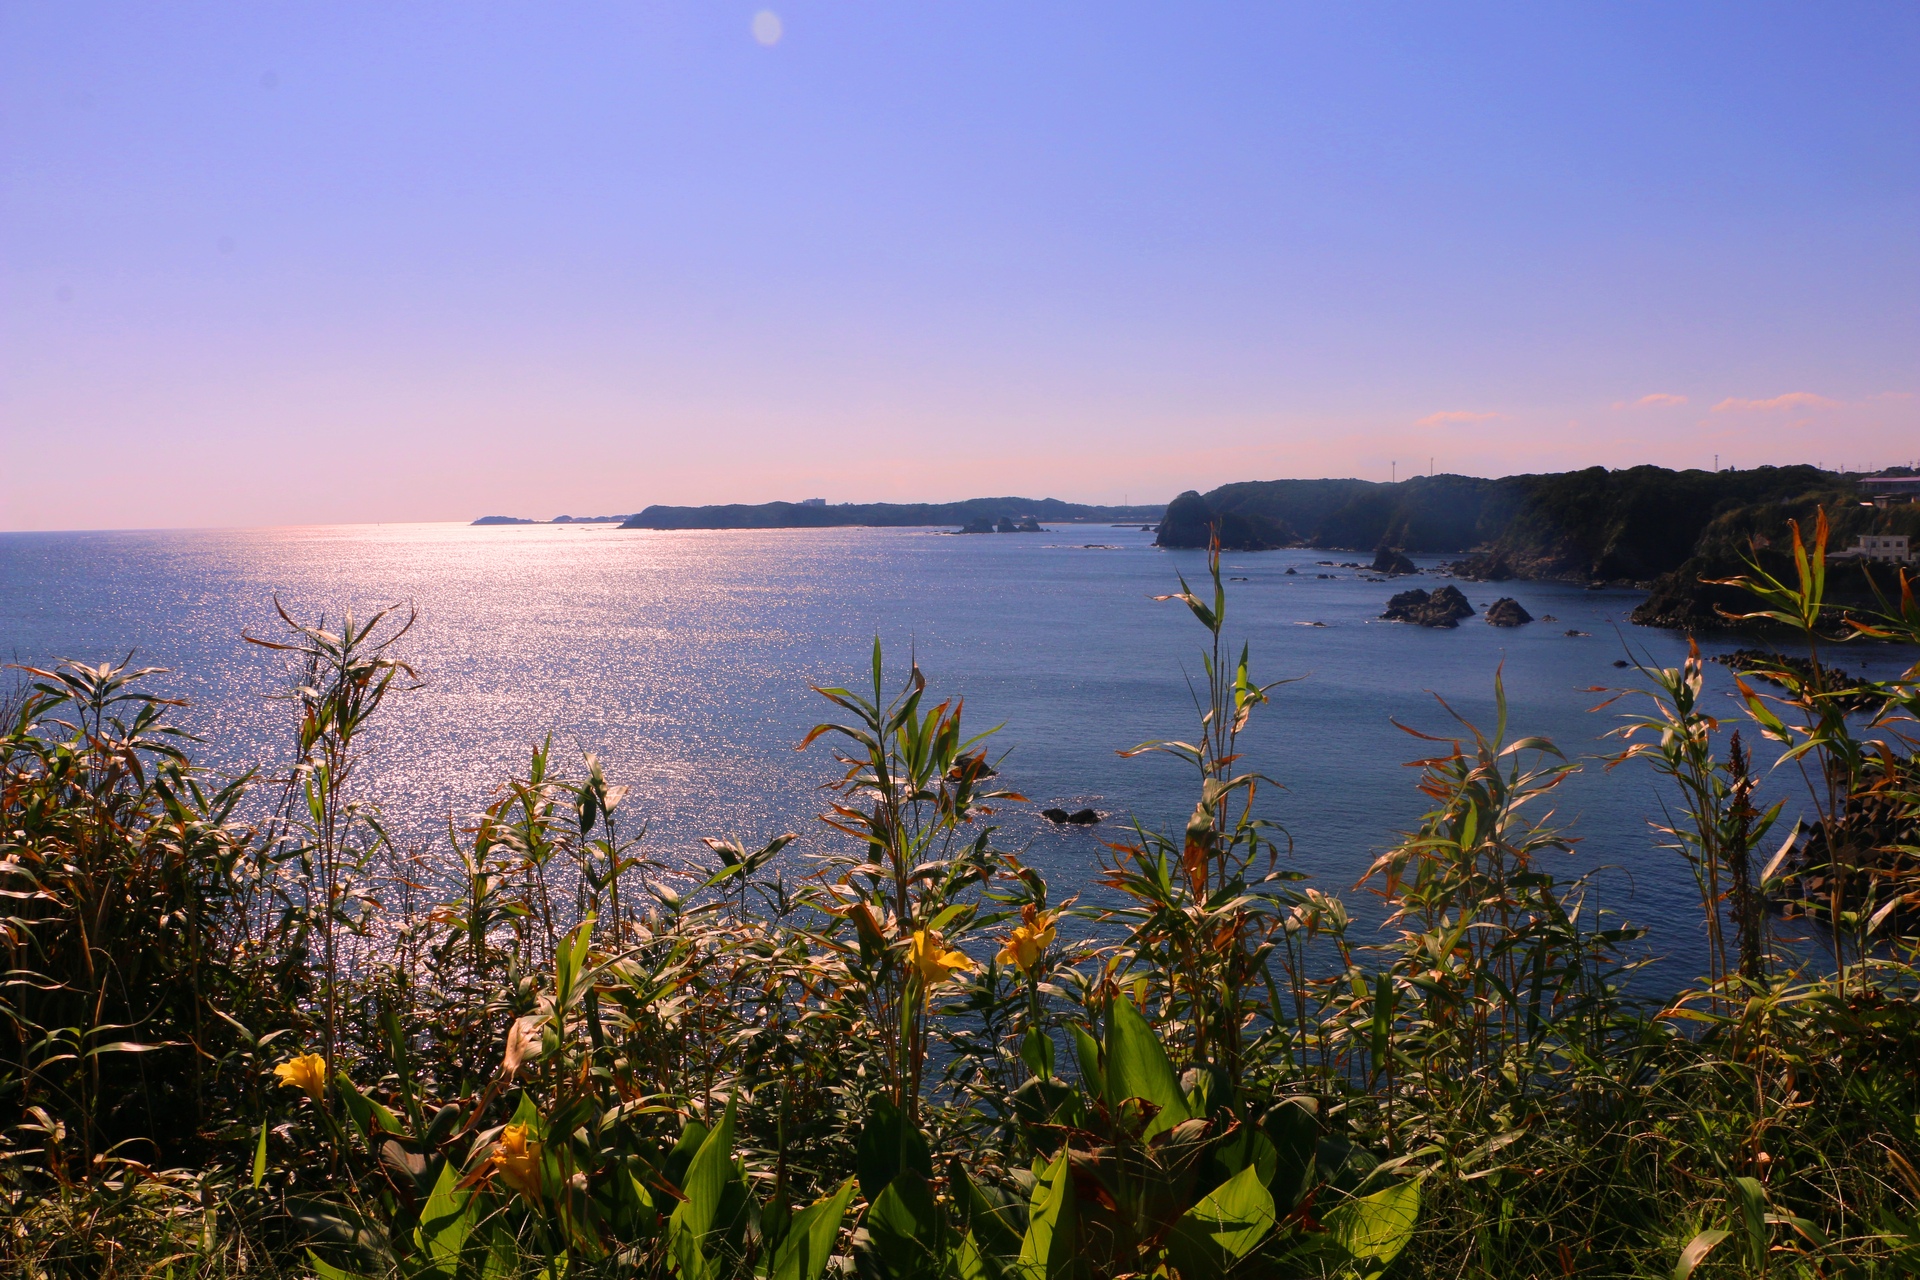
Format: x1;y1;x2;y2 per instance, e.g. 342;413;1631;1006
6;522;1911;985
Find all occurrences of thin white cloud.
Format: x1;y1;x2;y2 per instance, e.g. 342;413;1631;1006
1613;392;1687;410
1711;392;1840;414
1416;410;1504;427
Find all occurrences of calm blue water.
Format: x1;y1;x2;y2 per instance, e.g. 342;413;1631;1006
6;522;1910;986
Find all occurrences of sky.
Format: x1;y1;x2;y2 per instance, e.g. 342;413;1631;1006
2;3;1916;530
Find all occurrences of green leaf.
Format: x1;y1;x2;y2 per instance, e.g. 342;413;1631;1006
952;1232;993;1280
1020;1027;1055;1080
1069;1024;1104;1098
554;914;596;1012
414;1160;472;1277
857;1097;932;1203
1672;1228;1729;1280
678;1098;737;1240
251;1116;269;1190
1166;1164;1276;1279
953;1162;1025;1260
669;1103;741;1280
335;1073;402;1141
1017;1148;1078;1279
481;1226;518;1280
769;1177;856;1280
306;1250;374;1280
1732;1176;1769;1267
1104;995;1189;1140
1323;1178;1420;1268
865;1168;947;1279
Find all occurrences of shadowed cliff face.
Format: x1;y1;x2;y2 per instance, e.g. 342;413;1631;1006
1154;490;1289;550
1155;466;1871;584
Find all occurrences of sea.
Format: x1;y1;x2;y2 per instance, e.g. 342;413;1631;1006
6;520;1912;990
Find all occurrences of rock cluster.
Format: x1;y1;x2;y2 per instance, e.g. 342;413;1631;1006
1485;598;1533;627
1381;585;1475;628
958;515;1043;534
1041;807;1101;825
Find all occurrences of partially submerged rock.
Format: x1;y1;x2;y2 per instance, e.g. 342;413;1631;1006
1382;585;1476;628
1486;597;1533;627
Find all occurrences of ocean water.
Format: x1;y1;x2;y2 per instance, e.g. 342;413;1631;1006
6;521;1911;987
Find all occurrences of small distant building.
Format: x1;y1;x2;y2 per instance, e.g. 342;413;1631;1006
1839;534;1912;563
798;498;827;507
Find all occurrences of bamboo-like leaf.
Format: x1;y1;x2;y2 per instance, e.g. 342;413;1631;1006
251;1116;269;1189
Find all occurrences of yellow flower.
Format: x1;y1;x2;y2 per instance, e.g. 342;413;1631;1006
491;1123;542;1203
909;930;975;989
273;1052;328;1103
997;905;1058;976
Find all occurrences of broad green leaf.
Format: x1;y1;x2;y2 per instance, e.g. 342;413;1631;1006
769;1177;856;1280
1166;1164;1276;1279
678;1099;737;1239
953;1231;993;1280
865;1168;946;1278
507;1089;543;1135
1323;1178;1419;1268
856;1097;932;1203
1017;1149;1078;1279
1020;1027;1055;1080
670;1104;740;1280
1209;1122;1278;1193
1104;996;1189;1140
1069;1024;1103;1097
954;1162;1025;1260
415;1160;472;1277
481;1225;518;1280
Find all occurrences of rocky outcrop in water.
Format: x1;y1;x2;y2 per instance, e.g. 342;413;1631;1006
1372;546;1417;576
1486;598;1533;627
1382;585;1475;628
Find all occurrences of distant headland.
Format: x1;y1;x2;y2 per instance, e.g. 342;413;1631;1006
617;497;1165;530
471;514;630;525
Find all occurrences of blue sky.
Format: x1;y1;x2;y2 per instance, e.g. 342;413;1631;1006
3;2;1915;528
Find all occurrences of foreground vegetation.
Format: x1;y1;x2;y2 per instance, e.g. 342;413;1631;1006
4;516;1919;1278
